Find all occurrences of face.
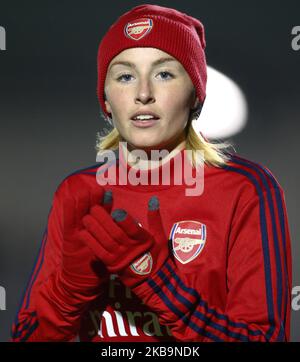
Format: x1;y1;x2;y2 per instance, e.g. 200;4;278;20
104;47;198;152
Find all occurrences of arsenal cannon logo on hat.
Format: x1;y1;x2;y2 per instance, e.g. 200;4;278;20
124;18;153;41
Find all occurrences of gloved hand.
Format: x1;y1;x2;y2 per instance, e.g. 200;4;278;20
32;179;109;340
79;191;198;332
57;186;106;296
79;192;170;288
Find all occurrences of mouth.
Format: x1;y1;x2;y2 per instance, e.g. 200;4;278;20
130;114;160;128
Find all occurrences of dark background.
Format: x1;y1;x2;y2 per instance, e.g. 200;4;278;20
0;0;299;341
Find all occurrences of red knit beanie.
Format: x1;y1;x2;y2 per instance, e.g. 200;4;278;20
97;4;207;117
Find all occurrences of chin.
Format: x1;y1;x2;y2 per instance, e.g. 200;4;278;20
129;144;159;152
128;139;163;151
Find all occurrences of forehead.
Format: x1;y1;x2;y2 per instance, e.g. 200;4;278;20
107;47;182;70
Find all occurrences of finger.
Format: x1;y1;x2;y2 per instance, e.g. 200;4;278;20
89;205;131;245
77;185;107;225
82;214;118;253
147;196;166;241
79;229;115;264
91;186;105;207
111;209;150;242
101;190;113;214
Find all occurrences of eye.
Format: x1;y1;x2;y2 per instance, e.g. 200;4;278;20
157;71;174;80
116;74;134;82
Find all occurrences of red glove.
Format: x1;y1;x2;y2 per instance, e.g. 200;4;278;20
79;192;199;334
55;187;105;295
79;192;169;288
31;179;108;341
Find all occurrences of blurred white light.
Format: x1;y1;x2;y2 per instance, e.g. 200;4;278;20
193;66;248;139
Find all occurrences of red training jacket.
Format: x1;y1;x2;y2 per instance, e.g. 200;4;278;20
11;150;292;342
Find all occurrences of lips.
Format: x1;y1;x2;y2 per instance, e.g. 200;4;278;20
131;118;159;128
130;110;160;128
130;110;160;120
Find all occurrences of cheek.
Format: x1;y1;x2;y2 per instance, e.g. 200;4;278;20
105;87;131;116
159;86;193;113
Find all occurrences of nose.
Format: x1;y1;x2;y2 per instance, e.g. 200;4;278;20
134;78;155;105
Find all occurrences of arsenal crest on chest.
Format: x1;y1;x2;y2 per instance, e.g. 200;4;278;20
169;221;207;264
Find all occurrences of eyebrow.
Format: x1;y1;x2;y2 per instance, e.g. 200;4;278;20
108;57;177;71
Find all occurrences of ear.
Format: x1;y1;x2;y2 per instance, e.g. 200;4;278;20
192;96;200;110
104;99;112;114
190;87;200;110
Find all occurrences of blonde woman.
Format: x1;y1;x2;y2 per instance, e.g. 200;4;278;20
12;4;292;342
